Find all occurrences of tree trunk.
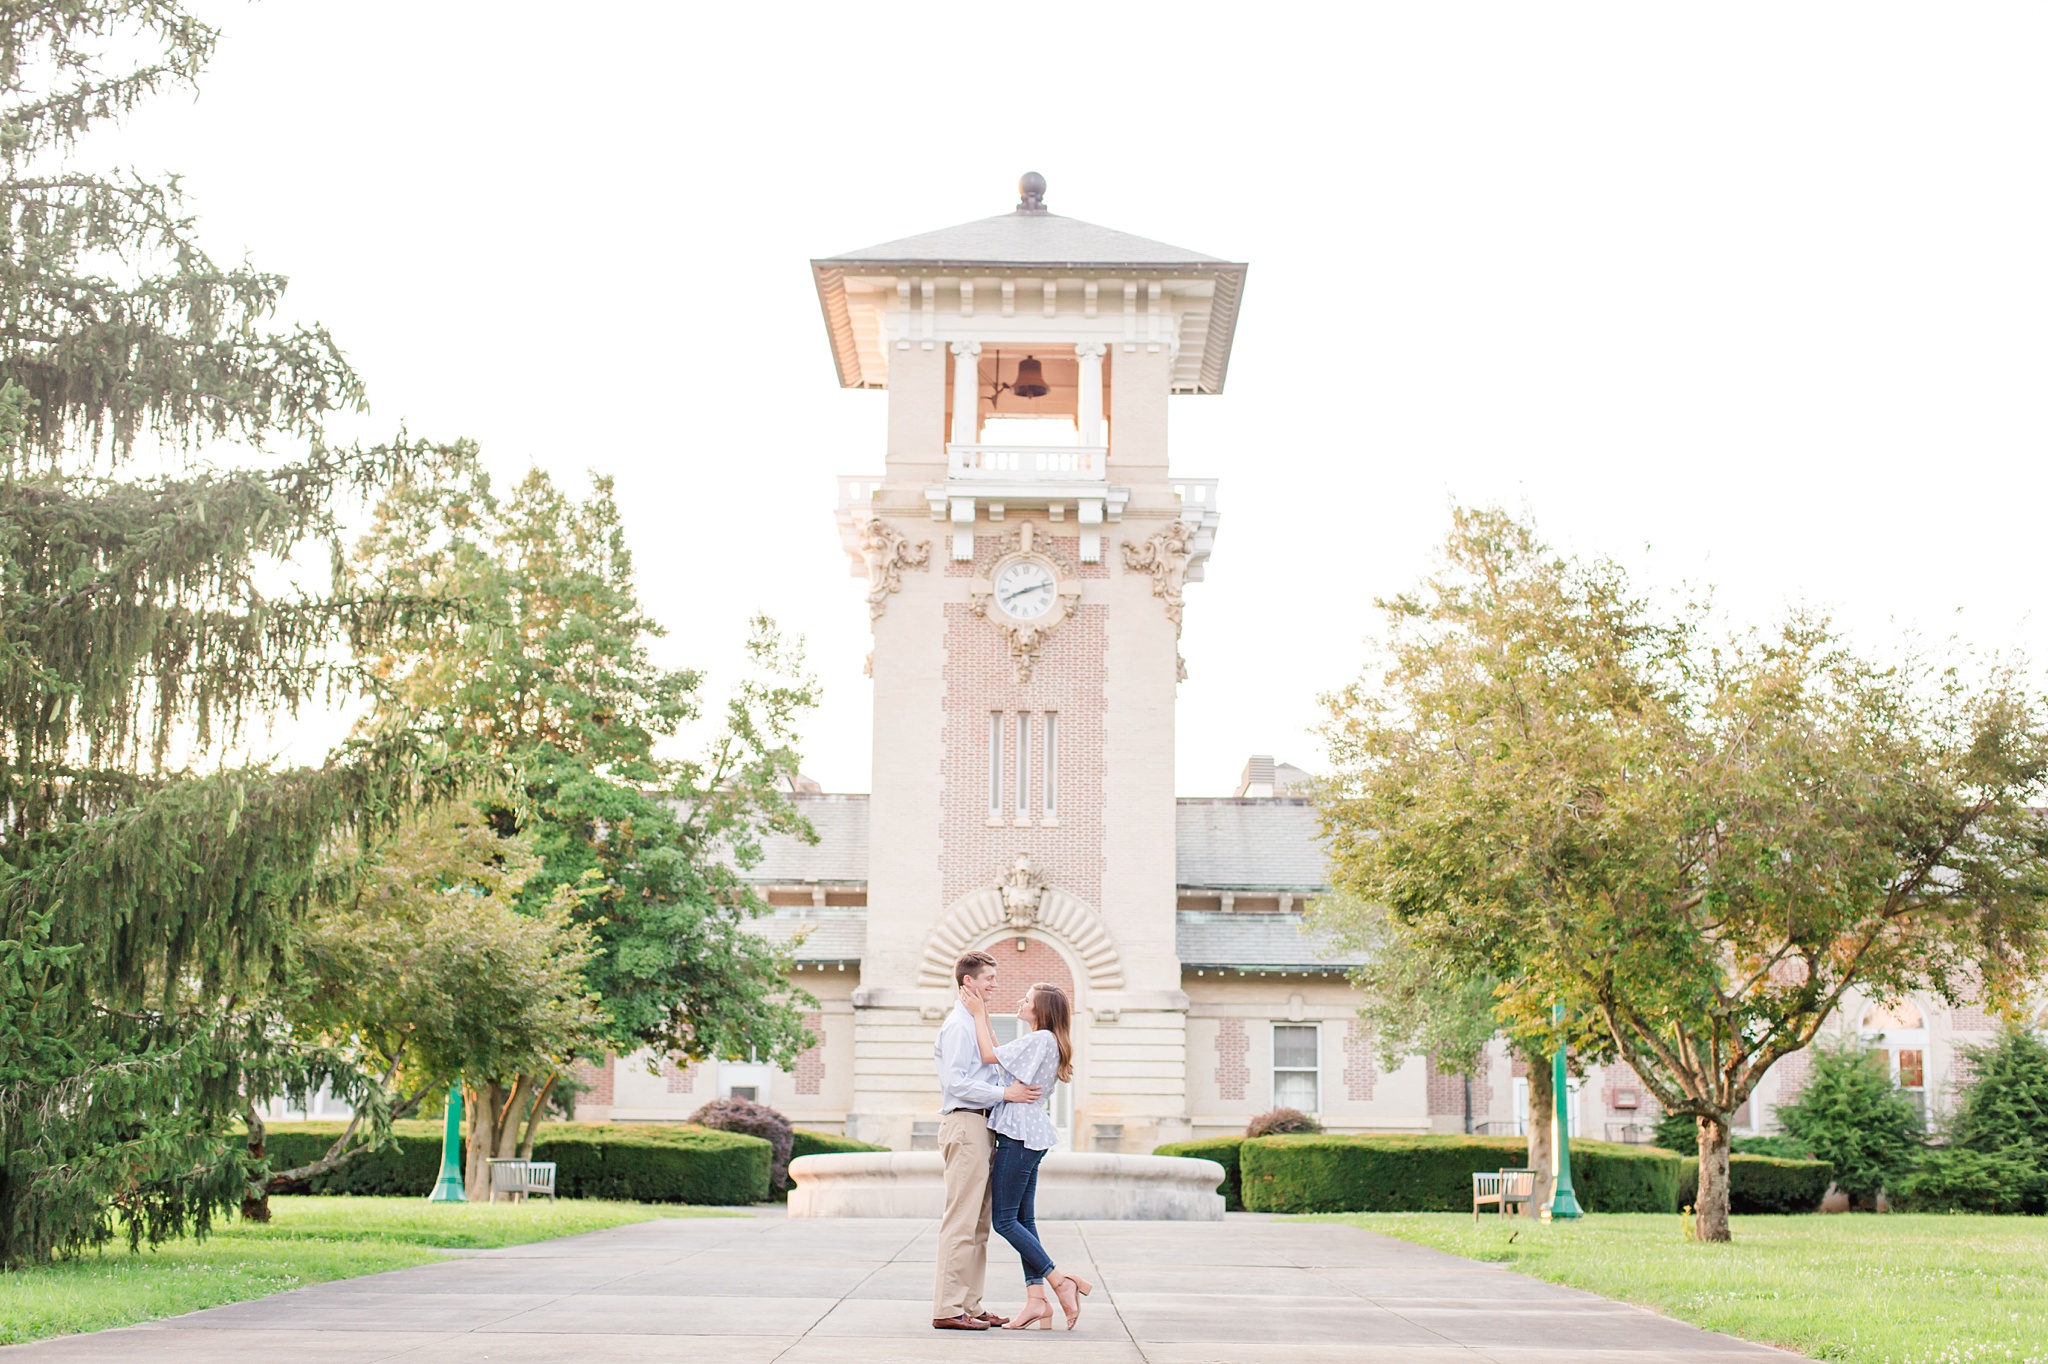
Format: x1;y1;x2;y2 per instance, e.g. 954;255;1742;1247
494;1075;536;1160
465;1080;501;1202
519;1074;557;1160
241;1106;271;1223
1525;1058;1554;1213
1694;1112;1733;1243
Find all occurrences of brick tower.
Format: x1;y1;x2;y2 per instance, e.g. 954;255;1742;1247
814;173;1246;1151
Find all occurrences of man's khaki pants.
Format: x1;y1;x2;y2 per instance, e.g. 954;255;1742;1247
932;1109;994;1319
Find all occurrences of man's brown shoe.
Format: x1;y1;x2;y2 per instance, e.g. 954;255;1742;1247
969;1312;1009;1327
933;1315;989;1331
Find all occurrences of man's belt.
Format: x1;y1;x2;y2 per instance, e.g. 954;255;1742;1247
946;1107;991;1118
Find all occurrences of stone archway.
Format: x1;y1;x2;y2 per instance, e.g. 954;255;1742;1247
916;878;1123;991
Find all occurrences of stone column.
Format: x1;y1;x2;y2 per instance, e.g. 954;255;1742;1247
949;340;981;447
1076;341;1106;447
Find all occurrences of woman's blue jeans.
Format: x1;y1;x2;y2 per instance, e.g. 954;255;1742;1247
990;1132;1056;1285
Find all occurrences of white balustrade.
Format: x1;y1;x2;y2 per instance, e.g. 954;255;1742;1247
947;444;1108;481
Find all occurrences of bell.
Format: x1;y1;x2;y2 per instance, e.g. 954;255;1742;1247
1012;355;1050;399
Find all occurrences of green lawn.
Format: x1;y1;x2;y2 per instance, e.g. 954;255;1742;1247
0;1195;741;1346
1307;1212;2048;1364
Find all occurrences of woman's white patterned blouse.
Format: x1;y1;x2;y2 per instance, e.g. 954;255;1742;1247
988;1030;1061;1150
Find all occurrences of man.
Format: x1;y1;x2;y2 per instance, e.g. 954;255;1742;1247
932;949;1042;1331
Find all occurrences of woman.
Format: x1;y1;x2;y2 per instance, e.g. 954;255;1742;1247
959;979;1095;1330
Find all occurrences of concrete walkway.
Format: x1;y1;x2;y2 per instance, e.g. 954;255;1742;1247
3;1214;1799;1363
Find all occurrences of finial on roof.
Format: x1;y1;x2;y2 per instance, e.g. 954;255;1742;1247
1016;171;1047;215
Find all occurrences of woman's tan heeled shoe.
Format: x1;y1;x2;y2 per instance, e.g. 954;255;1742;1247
1003;1297;1055;1330
1050;1273;1090;1329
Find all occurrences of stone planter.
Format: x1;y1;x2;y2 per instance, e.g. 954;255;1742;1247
787;1151;1226;1220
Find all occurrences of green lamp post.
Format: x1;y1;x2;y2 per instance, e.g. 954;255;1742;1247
427;1080;466;1203
1544;1006;1584;1221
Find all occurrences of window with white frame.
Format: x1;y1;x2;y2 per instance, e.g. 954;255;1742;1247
1860;1000;1928;1119
1272;1024;1320;1114
1016;712;1031;816
988;713;1003;818
1043;712;1059;817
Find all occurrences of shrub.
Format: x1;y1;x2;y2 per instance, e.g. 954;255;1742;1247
1238;1135;1681;1214
1652;1114;1815;1163
780;1129;890;1202
791;1128;890;1161
1674;1153;1834;1214
1892;1147;2045;1214
1775;1042;1923;1201
689;1097;796;1195
1942;1029;2048;1212
1246;1108;1322;1138
1154;1137;1246;1210
261;1120;772;1204
1651;1110;1695;1155
1732;1135;1815;1160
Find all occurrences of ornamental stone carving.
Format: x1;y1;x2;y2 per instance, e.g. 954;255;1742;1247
1123;521;1196;680
859;517;932;621
999;851;1046;930
968;521;1081;685
1121;521;1194;627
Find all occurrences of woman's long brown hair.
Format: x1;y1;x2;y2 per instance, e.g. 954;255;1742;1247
1031;983;1074;1084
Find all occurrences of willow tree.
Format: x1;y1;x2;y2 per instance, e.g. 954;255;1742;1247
347;453;820;1196
1318;507;2048;1241
0;3;444;1264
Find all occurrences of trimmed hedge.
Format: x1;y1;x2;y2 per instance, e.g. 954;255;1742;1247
1239;1135;1684;1214
261;1120;772;1204
1672;1152;1838;1214
1154;1137;1246;1211
791;1129;891;1161
778;1129;891;1202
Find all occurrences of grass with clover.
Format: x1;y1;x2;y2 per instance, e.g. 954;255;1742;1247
1303;1212;2048;1364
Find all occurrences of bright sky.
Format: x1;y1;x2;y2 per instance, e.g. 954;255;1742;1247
97;3;2048;795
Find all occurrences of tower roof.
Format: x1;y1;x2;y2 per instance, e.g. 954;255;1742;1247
826;210;1230;271
811;174;1247;394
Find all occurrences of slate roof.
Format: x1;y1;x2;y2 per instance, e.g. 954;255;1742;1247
827;211;1229;269
1176;911;1363;972
1175;798;1330;892
741;794;1331;893
749;906;867;964
740;794;870;884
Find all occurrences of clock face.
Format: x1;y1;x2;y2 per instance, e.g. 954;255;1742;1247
992;558;1059;621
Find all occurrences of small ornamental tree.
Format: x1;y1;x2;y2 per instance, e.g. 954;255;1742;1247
1774;1042;1924;1202
1317;508;2048;1242
689;1097;795;1195
1246;1108;1323;1138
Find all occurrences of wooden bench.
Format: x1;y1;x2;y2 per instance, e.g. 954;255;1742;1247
1472;1167;1537;1222
487;1158;558;1203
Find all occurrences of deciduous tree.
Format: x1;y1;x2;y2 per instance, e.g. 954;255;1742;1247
1318;507;2048;1241
346;453;820;1195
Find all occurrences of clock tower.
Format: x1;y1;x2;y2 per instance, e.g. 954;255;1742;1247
816;174;1246;1152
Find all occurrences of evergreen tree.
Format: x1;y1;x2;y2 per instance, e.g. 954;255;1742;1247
1774;1042;1924;1202
0;3;445;1264
1946;1028;2048;1162
347;453;819;1195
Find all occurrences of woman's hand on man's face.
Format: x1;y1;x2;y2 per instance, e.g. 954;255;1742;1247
959;983;987;1015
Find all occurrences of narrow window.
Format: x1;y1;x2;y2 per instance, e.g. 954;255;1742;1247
1043;712;1058;817
1272;1024;1321;1115
988;713;1003;818
1016;713;1031;817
